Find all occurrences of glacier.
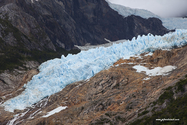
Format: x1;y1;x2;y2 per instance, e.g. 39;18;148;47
106;0;187;30
2;29;187;112
106;0;159;19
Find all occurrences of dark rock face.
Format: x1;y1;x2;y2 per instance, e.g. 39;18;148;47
0;0;169;55
0;0;13;7
15;0;74;50
15;0;168;49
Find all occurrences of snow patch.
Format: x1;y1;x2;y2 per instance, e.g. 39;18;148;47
7;109;29;125
144;52;153;56
143;77;151;81
104;38;112;43
42;106;67;118
134;54;142;59
28;109;41;119
31;0;38;3
133;65;177;76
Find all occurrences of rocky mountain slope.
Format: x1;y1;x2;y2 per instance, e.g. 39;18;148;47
1;43;187;125
1;0;184;125
0;0;169;102
14;0;168;47
0;29;187;124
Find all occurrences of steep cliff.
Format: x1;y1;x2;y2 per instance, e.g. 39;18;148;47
15;0;168;47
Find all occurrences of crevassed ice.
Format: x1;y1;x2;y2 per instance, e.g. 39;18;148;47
3;29;187;112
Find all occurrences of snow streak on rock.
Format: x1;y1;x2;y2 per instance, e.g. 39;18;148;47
31;0;39;3
3;29;187;112
42;106;67;118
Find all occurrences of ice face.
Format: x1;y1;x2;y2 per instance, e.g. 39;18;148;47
3;29;187;112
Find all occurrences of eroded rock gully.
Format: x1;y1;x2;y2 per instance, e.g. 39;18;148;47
1;46;187;125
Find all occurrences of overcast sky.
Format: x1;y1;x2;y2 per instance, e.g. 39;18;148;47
108;0;187;17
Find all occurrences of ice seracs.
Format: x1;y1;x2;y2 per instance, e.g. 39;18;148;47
2;29;187;112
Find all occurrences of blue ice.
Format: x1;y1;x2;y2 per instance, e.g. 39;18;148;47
3;29;187;112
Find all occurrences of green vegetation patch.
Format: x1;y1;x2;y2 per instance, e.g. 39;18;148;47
176;78;187;92
90;117;113;125
130;94;187;125
114;115;126;123
157;87;174;105
130;77;187;125
138;110;149;117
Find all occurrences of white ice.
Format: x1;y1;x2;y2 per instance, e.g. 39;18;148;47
106;0;187;30
2;29;187;112
7;109;29;125
42;106;67;118
143;77;151;81
144;52;153;56
133;65;177;76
